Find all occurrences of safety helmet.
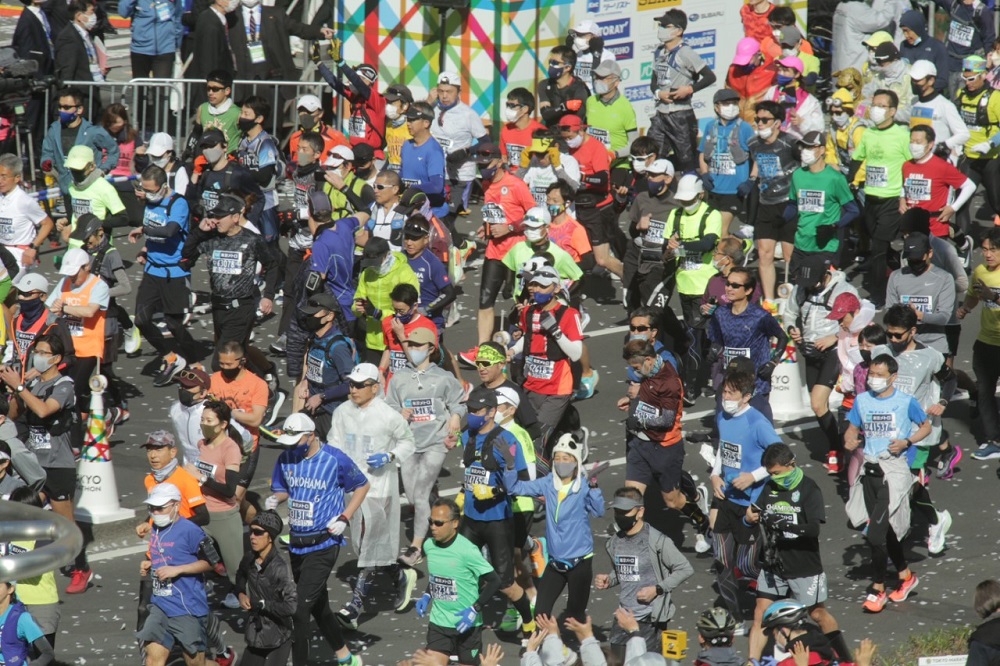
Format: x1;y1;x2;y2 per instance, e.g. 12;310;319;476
697;607;737;645
761;600;809;633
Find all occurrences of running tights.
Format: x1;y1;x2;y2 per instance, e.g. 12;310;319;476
533;558;592;623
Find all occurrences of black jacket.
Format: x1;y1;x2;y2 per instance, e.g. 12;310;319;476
189;7;235;81
969;616;1000;666
235;547;297;650
12;8;54;76
53;24;92;83
229;6;324;82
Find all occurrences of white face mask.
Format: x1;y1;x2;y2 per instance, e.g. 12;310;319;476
241;0;260;7
573;36;590;51
719;104;740;120
82;12;96;29
800;149;819;166
566;134;583;149
722;399;741;415
909;142;927;159
868;377;889;393
632;160;648;174
682;199;701;213
151;508;174;527
711;257;727;271
524;228;546;243
503;106;520;123
152;155;170;168
869;106;888;125
780;47;798;58
378;254;394;275
658;26;679;43
756;126;773;140
832;112;850;128
594;80;611;95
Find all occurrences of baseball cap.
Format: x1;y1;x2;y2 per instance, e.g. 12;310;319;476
612;495;643;511
176;367;211;390
778;25;802;47
495;386;521;408
12;272;48;294
353;143;375;165
903;232;932;259
404;327;437;346
776;56;804;74
64;145;94;170
964;55;987;73
58;248;90;276
297;94;322;112
797;131;824;147
403;219;430;239
301;292;339;316
326;144;354;166
360;236;391;269
647;159;675;177
572;19;599;35
207;193;245;218
308;190;333;221
355;64;377;83
346;363;381;384
873;42;899;63
142;430;176;448
522;206;551;228
732;38;761;66
475;143;502;165
656;8;687;30
593;60;621;78
146;483;181;507
713;88;741;105
405;106;435;122
558;115;585;131
794;254;831;288
146;132;174;158
438;71;461;87
909;60;937;81
275;412;316;445
397;187;429;216
199;128;226;147
862;30;893;47
69;213;103;242
527;264;561;287
827;292;862;321
466;385;498;411
384;84;414;104
674;174;704;201
527;137;553;154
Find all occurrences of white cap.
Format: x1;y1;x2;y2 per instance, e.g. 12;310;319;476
297;94;322;112
495;386;521;408
438;71;461;87
347;363;380;384
146;132;174;158
573;19;599;35
146;483;181;507
276;412;316;445
647;159;675;177
58;248;91;276
12;272;48;294
325;144;354;166
674;174;704;201
522;206;552;228
909;59;937;81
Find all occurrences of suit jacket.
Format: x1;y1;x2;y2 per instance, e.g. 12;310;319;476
229;6;323;81
54;24;93;83
12;8;54;76
189;7;235;80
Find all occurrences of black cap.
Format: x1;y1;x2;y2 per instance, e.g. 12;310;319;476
899;207;931;236
873;42;899;62
794;254;831;288
207;193;245;218
352;143;375;165
199;128;226;147
656;8;687;29
405;106;434;122
384;84;414;104
797;131;824;147
713;88;740;104
726;355;756;376
403;219;430;239
903;232;932;259
251;510;283;539
205;69;233;87
301;292;339;315
360;236;391;269
475;143;502;165
308;190;333;221
466;386;498;411
69;213;104;242
396;187;428;216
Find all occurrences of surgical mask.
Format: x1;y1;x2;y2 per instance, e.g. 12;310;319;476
573;36;590;51
503;106;520;123
151;511;174;528
145;187;165;204
547;204;564;218
201;423;221;440
776;74;795;86
566;135;583;149
869;107;888;125
299;114;317;131
152;155;170;168
756;126;773;140
385;104;400;120
378;254;394;275
909;142;927;160
658;26;679;42
632;160;648;174
524;228;546;243
467;412;488;431
614;511;638;533
682;199;701;213
59;110;77;125
800;149;819;166
859;349;872;364
479;165;498;181
770;467;803;490
32;354;55;373
82;13;96;29
711;257;726;271
237;117;256;133
554;461;577;479
408;348;429;366
647;179;664;196
396;310;414;324
832;112;849;128
203;146;225;164
868;377;889;393
719;104;740;120
178;388;198;407
780;47;798;59
629;332;650;342
70;168;89;185
722;399;742;415
220;366;241;381
594;80;611;95
533;291;554;305
548;64;565;80
302;314;325;332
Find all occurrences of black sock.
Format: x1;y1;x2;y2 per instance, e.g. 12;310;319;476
512;592;532;623
818;411;840;452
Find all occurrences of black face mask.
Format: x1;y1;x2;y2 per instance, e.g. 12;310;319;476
238;117;257;134
910;81;924;96
70;168;89;185
907;258;928;274
299;114;318;131
859;349;872;364
302;314;326;332
178;388;198;407
220;365;242;381
614;510;638;534
890;338;909;354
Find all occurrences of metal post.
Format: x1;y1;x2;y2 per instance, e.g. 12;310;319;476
0;503;83;582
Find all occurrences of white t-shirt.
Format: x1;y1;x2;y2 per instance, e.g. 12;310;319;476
430;102;488;182
0;186;47;272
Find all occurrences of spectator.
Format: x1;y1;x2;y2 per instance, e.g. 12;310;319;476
899;9;950;93
40;87;118;196
119;0;182;79
190;0;239;105
566;20;615;91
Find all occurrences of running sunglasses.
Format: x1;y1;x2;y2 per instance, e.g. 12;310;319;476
475;360;501;368
725;281;749;289
885;330;909;340
249;528;269;537
428;518;450;527
206;85;227;92
629;325;651;332
349;380;377;390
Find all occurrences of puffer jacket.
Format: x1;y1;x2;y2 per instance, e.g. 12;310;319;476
783;269;858;344
234;547;297;650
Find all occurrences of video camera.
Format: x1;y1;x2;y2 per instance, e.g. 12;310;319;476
0;49;59;100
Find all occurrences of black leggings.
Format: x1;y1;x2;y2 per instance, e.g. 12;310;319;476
290;545;346;666
238;641;293;666
533;557;592;623
862;472;907;585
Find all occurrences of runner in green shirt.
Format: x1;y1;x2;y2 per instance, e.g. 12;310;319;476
416;498;501;665
60;145;127;250
502;207;583;295
584;60;638;157
789;131;859;261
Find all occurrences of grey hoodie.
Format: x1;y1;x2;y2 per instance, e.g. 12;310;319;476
1;417;44;486
385;363;466;453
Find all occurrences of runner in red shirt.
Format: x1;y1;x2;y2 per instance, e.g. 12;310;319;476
379;283;439;386
545;181;594;269
902;125;976;238
317;40;387;158
500;87;547;171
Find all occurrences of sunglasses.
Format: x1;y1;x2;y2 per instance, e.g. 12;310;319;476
176;370;203;385
428;519;450;527
725;281;748;289
206;85;226;92
349;380;376;390
629;325;651;332
249;528;269;537
373;183;394;190
475;359;500;368
754;117;775;124
505;102;522;109
886;330;909;340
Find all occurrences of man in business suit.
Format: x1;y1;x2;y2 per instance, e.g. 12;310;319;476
12;0;55;151
189;0;238;109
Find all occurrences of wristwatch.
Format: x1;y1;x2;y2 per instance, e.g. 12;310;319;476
904;438;912;447
15;385;24;394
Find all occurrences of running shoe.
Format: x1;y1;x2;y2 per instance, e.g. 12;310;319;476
395;567;417;611
888;572;919;603
972;441;1000;460
824;451;840;475
683;393;697;408
263;373;285;427
521;620;537;647
927;510;952;555
153;353;187;387
499;606;521;632
696;483;710;517
65;568;94;594
574;370;599;400
694;533;711;554
124;325;142;355
458;347;479;368
269;333;287;356
398;546;424;568
862;587;887;613
336;597;362;629
222;592;241;609
215;647;237;666
936;445;962;480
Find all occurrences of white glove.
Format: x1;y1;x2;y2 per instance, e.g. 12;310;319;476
264;495;279;510
972;141;993;155
327;514;349;535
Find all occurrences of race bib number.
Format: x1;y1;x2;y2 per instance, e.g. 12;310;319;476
305;350;324;383
721;440;741;470
587;127;610;148
0;217;12;242
202;189;219;210
904;177;932;202
525;355;555;380
155;1;172;20
348;116;366;139
646;219;666;245
655;62;673;87
507;144;525;167
949;20;975;47
194;459;217;479
344;433;376;458
248;41;266;64
288;499;315;528
681;259;702;272
712;153;737;176
797;190;825;214
866;165;888;189
988;287;1000;310
615;555;640;582
63;315;84;337
723;347;751;363
402;178;419;189
429;574;458;601
27;427;51;451
532;186;547;206
211;250;243;275
483;204;506;225
438;137;454;151
72;198;92;217
152;576;173;597
405;398;435;423
389;350;408;372
754;152;781;180
864;412;897;439
465;464;490;486
634;400;660;421
575;62;592;82
893;374;916;394
900;294;932;313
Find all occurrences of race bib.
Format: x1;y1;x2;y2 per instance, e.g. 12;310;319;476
194;459;217;479
305;350;324;383
646;219;666;245
988;287;1000;310
681;259;702;272
155;1;172;20
866;165;888;188
525;355;555;380
210;250;243;275
949;20;975;47
531;186;547;206
900;294;932;313
615;555;640;582
712;153;737;176
723;347;751;363
405;397;435;423
152;576;173;597
465;464;490;486
202;189;219;210
402;178;419;189
634;400;660;421
389;350;408;372
655;62;673;87
72;198;92;217
248;41;266;64
344;433;376;458
288;499;315;528
797;190;825;214
429;574;458;601
438;137;454;151
0;217;12;242
348;116;366;139
904;177;932;202
863;412;897;439
587;127;611;148
721;440;741;470
63;315;84;337
482;204;506;225
893;374;916;393
27;427;51;451
507;144;525;167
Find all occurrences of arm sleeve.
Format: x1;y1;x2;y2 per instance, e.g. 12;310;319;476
943;103;971;150
143;221;182;238
202;468;239;499
317;62;346;96
837;199;860;227
951;178;977;211
474;569;502;608
691;65;717;93
107;267;131;299
682;233;719;254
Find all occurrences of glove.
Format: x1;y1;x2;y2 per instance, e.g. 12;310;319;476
539;312;563;339
326;513;349;535
782;202;798;223
565;99;583;112
736;179;757;200
816;224;836;247
471;484;497;500
972;141;992;155
367;452;391;469
455;606;479;633
548;146;561;168
760;512;785;529
327;37;342;63
41;159;52;172
587;461;610;488
446;147;470;166
757;360;777;382
415;593;431;617
193;155;208;175
625;415;643;431
701;172;715;192
264;495;279;510
309;43;322;64
361;299;381;319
